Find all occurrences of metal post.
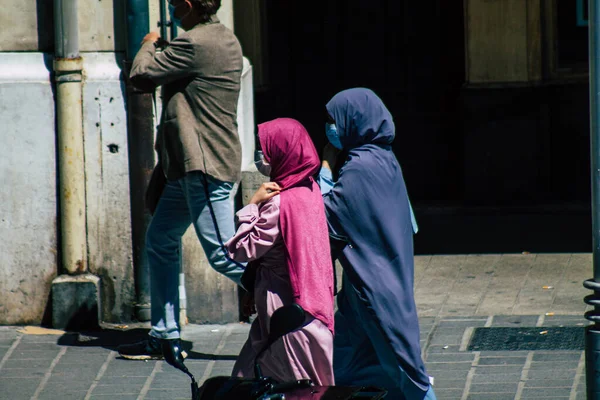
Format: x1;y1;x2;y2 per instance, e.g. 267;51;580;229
158;0;169;40
585;1;600;398
124;0;154;321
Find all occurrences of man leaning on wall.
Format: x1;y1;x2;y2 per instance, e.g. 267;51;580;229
117;0;245;366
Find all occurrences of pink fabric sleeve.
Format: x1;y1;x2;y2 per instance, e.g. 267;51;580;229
225;196;281;262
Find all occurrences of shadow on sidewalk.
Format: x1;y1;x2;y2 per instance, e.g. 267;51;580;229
55;328;238;361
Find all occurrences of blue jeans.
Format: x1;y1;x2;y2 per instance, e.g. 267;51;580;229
334;274;437;400
146;171;245;339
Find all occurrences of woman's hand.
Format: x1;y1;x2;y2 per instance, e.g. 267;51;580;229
250;182;281;205
322;143;341;171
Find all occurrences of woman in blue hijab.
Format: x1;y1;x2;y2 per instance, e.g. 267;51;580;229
319;88;436;400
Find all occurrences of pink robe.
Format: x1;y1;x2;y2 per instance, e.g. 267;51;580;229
225;196;334;386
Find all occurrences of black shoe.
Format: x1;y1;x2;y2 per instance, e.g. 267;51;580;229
118;336;188;361
118;336;163;360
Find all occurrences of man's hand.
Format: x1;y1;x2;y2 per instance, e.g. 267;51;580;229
250;182;281;205
142;32;160;44
322;143;341;171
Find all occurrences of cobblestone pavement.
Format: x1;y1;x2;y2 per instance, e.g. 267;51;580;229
0;254;593;399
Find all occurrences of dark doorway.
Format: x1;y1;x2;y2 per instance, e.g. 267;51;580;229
244;1;591;254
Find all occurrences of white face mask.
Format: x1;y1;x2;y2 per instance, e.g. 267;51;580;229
254;151;272;177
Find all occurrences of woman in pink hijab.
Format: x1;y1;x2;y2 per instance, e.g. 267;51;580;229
225;118;335;385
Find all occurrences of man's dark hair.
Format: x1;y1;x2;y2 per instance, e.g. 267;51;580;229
191;0;221;22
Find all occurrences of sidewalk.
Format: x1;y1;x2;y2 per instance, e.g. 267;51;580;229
0;254;592;400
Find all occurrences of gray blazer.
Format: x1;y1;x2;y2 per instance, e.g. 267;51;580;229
130;17;243;183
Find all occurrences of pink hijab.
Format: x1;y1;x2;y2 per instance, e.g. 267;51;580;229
258;118;334;333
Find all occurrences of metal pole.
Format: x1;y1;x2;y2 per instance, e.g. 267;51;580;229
585;1;600;398
124;0;154;321
159;0;169;41
54;0;87;275
54;0;79;58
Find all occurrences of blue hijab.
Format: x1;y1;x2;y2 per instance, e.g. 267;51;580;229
324;88;429;388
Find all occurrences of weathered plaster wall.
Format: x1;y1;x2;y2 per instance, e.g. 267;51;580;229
0;0;125;52
0;54;57;324
82;53;135;322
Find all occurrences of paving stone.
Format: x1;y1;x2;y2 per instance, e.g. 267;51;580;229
153;371;190;381
429;369;470;381
145;389;192;399
490;315;540;326
209;361;237;376
89;395;139;399
20;336;61;344
471;373;522;384
38;390;90;400
50;369;101;381
51;363;103;373
437;319;488;328
434;390;465;400
467;393;516;400
151;378;193;389
419;317;436;325
432;388;464;399
430;378;467;389
477;356;527;366
445;293;484;306
440;306;479;316
429;333;465;346
426;345;462;353
44;379;95;391
527;368;577;380
0;367;47;378
433;326;472;335
427;362;473;372
469;382;519;393
0;377;39;399
10;350;62;360
14;342;61;350
102;361;156;377
476;302;516;316
90;383;145;395
531;352;582;362
521;387;573;397
473;365;524;374
2;358;54;369
426;353;475;363
529;361;580;370
544;319;589;327
477;351;530;357
95;376;148;385
417;304;442;317
525;379;578;388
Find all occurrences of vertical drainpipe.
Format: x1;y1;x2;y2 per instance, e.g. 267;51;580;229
52;0;101;330
124;0;153;322
586;1;600;398
54;0;87;275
